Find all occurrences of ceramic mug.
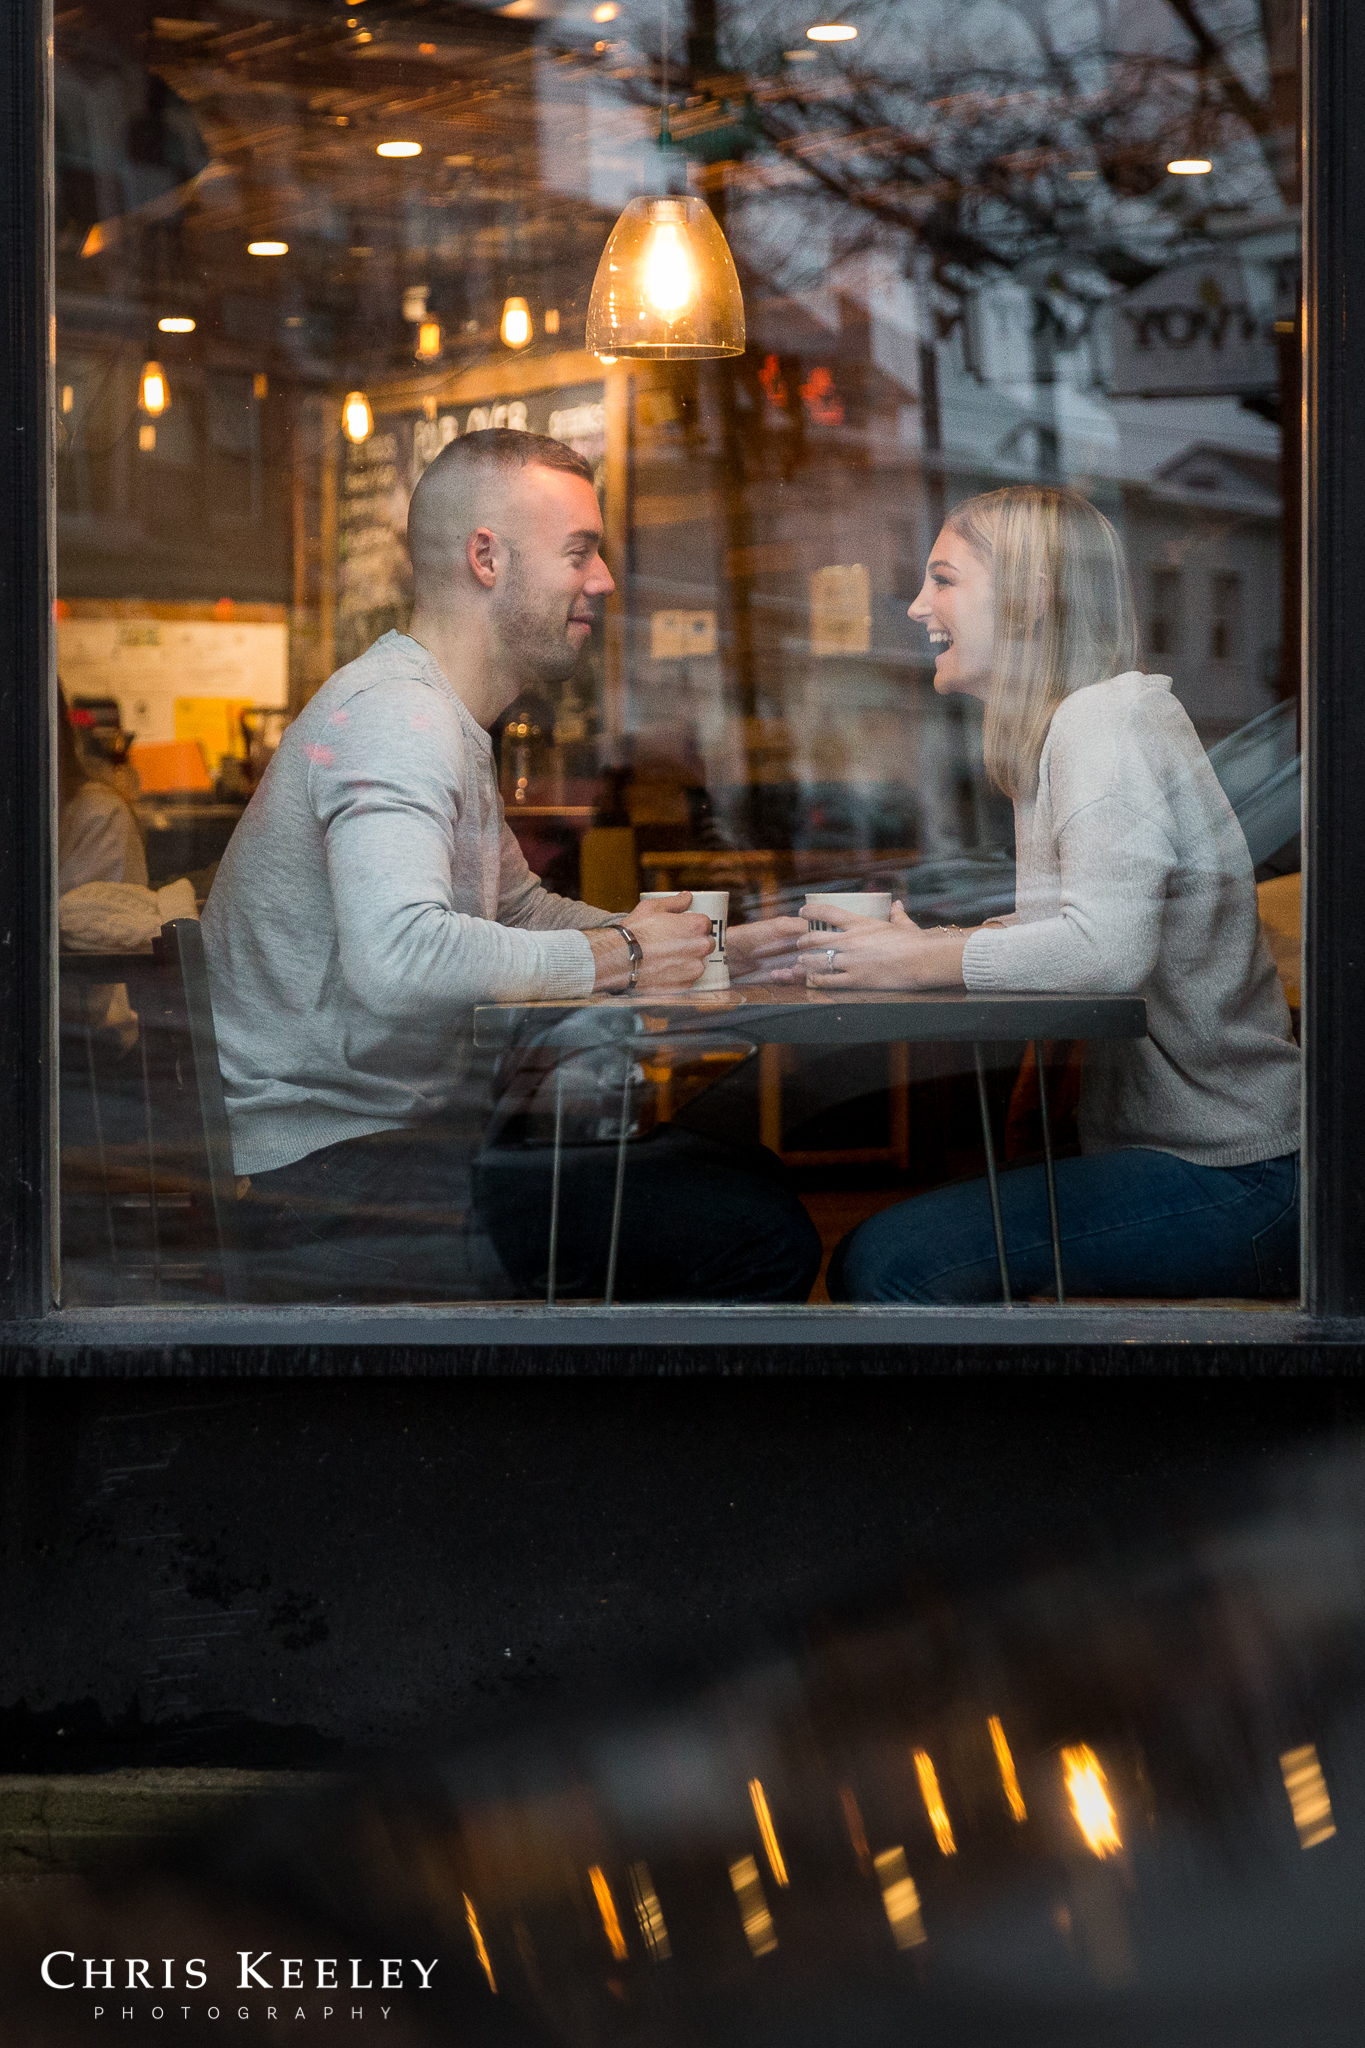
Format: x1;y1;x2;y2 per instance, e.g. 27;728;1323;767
639;888;730;989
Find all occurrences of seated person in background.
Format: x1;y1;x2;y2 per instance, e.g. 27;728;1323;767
58;689;147;892
785;486;1300;1304
203;428;820;1303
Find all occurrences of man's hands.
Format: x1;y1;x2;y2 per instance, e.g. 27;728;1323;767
767;900;972;990
588;892;713;992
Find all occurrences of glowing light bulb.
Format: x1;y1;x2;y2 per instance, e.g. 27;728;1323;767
642;216;696;318
342;390;374;442
139;361;169;416
377;140;421;158
157;316;195;333
247;240;288;256
500;296;532;348
593;2;619;17
807;21;857;38
416;320;442;358
1062;1745;1122;1859
1167;157;1212;175
586;193;744;359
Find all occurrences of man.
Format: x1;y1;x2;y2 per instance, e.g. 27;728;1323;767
202;429;820;1302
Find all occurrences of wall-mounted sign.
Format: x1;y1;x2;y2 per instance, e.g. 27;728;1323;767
650;610;717;660
55;603;288;747
1108;258;1278;400
409;382;606;486
810;564;871;657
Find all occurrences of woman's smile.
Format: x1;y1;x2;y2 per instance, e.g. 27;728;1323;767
908;524;996;700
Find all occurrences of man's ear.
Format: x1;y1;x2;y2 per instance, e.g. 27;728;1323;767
467;526;501;590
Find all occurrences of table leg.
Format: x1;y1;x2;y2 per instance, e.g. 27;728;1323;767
1034;1040;1065;1305
888;1041;910;1170
973;1043;1012;1305
603;1053;633;1306
546;1064;565;1306
759;1043;783;1154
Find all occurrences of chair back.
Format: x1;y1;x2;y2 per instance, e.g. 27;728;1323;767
59;916;241;1299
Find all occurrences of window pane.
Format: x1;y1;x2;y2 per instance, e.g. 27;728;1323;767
54;0;1302;1311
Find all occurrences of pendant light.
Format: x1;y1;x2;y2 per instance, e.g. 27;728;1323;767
585;2;744;360
342;390;374;443
139;360;169;416
500;295;532;349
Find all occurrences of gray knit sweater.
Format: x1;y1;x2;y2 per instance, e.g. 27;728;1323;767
202;632;612;1175
962;672;1300;1167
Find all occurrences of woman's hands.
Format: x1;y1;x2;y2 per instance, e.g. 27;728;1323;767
588;892;713;992
771;901;972;990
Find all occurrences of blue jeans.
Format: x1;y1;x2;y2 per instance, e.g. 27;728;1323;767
829;1149;1300;1304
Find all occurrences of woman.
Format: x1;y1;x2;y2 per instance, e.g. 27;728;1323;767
57;691;147;893
792;486;1301;1303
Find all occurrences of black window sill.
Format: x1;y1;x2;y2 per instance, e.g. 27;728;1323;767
2;1301;1363;1372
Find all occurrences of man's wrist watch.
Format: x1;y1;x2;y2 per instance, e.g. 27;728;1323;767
617;924;643;991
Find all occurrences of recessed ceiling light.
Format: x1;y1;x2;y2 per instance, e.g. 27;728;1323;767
157;315;195;332
807;21;856;38
377;140;422;158
1167;157;1212;175
247;241;288;256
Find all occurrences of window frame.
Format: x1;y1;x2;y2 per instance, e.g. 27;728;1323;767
4;0;1362;1367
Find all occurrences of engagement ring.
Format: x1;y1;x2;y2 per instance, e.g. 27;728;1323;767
825;948;837;973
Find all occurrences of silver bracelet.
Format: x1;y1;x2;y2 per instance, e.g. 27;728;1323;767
616;923;643;991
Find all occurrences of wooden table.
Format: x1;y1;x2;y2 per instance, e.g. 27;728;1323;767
475;986;1147;1309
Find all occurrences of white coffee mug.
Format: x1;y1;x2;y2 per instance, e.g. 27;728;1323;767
803;891;894;931
640;888;730;989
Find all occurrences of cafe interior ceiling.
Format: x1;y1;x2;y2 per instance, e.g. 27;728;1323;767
53;0;1298;391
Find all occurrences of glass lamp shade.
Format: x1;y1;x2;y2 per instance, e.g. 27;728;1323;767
586;196;745;360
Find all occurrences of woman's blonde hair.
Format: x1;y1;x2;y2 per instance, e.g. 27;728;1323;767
944;485;1141;800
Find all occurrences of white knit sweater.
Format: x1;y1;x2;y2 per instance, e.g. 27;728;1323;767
962;672;1300;1167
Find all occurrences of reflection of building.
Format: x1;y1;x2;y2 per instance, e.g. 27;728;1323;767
1123;445;1283;743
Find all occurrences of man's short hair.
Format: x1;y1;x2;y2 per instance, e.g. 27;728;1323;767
407;429;595;592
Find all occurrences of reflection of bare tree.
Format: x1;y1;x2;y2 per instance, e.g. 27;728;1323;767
579;0;1296;317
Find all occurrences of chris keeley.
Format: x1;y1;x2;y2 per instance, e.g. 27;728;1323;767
41;1952;439;2011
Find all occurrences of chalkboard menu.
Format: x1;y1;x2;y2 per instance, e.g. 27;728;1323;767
335;380;606;668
